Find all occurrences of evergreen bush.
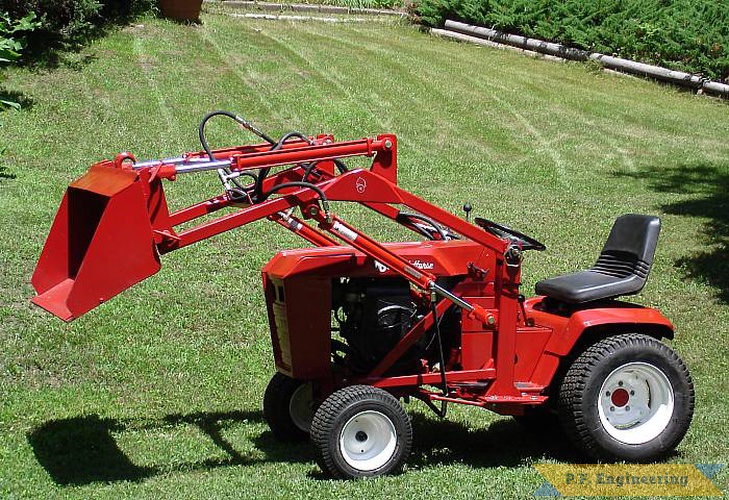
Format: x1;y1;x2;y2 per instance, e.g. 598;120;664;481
416;0;729;80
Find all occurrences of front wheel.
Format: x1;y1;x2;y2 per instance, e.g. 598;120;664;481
558;333;694;461
263;373;317;442
311;385;412;479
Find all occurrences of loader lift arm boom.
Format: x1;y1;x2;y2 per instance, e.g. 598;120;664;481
151;136;508;324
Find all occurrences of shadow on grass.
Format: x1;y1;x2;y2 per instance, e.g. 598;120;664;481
27;52;98;73
615;162;729;303
17;11;196;73
12;2;149;72
1;90;34;112
29;407;581;485
29;414;156;485
1;147;17;180
27;410;312;486
0;165;17;180
304;410;581;481
408;413;580;469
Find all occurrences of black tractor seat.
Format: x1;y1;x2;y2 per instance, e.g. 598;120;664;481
535;214;661;304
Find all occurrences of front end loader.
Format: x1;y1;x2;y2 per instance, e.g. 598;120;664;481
32;111;694;479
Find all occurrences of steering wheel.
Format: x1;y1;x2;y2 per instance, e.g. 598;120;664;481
474;217;546;251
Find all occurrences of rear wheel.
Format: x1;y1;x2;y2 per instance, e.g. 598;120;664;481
263;372;316;442
311;385;412;479
558;333;694;461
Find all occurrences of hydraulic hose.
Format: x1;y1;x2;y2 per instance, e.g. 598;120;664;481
259;181;331;221
256;131;348;197
198;110;274;196
198;110;276;159
198;110;348;204
397;212;450;241
253;131;314;200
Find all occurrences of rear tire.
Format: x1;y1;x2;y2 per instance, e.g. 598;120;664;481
558;333;694;461
263;372;316;442
311;385;412;479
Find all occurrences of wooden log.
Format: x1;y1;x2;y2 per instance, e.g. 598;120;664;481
441;20;729;98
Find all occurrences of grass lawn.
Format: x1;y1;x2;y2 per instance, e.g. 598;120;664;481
1;7;728;499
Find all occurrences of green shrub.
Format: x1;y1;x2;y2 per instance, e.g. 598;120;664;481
1;11;40;109
416;0;729;81
4;0;155;56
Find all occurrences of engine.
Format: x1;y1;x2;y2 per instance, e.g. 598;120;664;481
332;277;426;375
332;278;460;376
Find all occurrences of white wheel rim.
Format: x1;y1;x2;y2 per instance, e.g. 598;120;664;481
289;383;315;433
597;361;674;445
339;410;397;472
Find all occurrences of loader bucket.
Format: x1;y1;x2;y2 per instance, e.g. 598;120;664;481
32;164;161;321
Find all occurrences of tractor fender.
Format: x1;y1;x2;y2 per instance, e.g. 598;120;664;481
543;305;674;357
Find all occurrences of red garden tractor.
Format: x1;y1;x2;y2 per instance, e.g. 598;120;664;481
32;112;694;479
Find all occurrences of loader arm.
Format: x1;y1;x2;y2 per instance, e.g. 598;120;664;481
32;127;514;326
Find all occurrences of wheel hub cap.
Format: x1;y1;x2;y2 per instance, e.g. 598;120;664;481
610;387;630;407
597;362;674;445
289;383;315;432
339;410;397;472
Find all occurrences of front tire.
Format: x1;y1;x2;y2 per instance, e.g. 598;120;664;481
263;373;316;442
558;333;694;461
311;385;412;479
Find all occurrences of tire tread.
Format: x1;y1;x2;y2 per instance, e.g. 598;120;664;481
311;385;412;479
558;333;694;461
263;372;309;442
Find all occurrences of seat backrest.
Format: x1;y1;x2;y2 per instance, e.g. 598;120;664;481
591;214;660;279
